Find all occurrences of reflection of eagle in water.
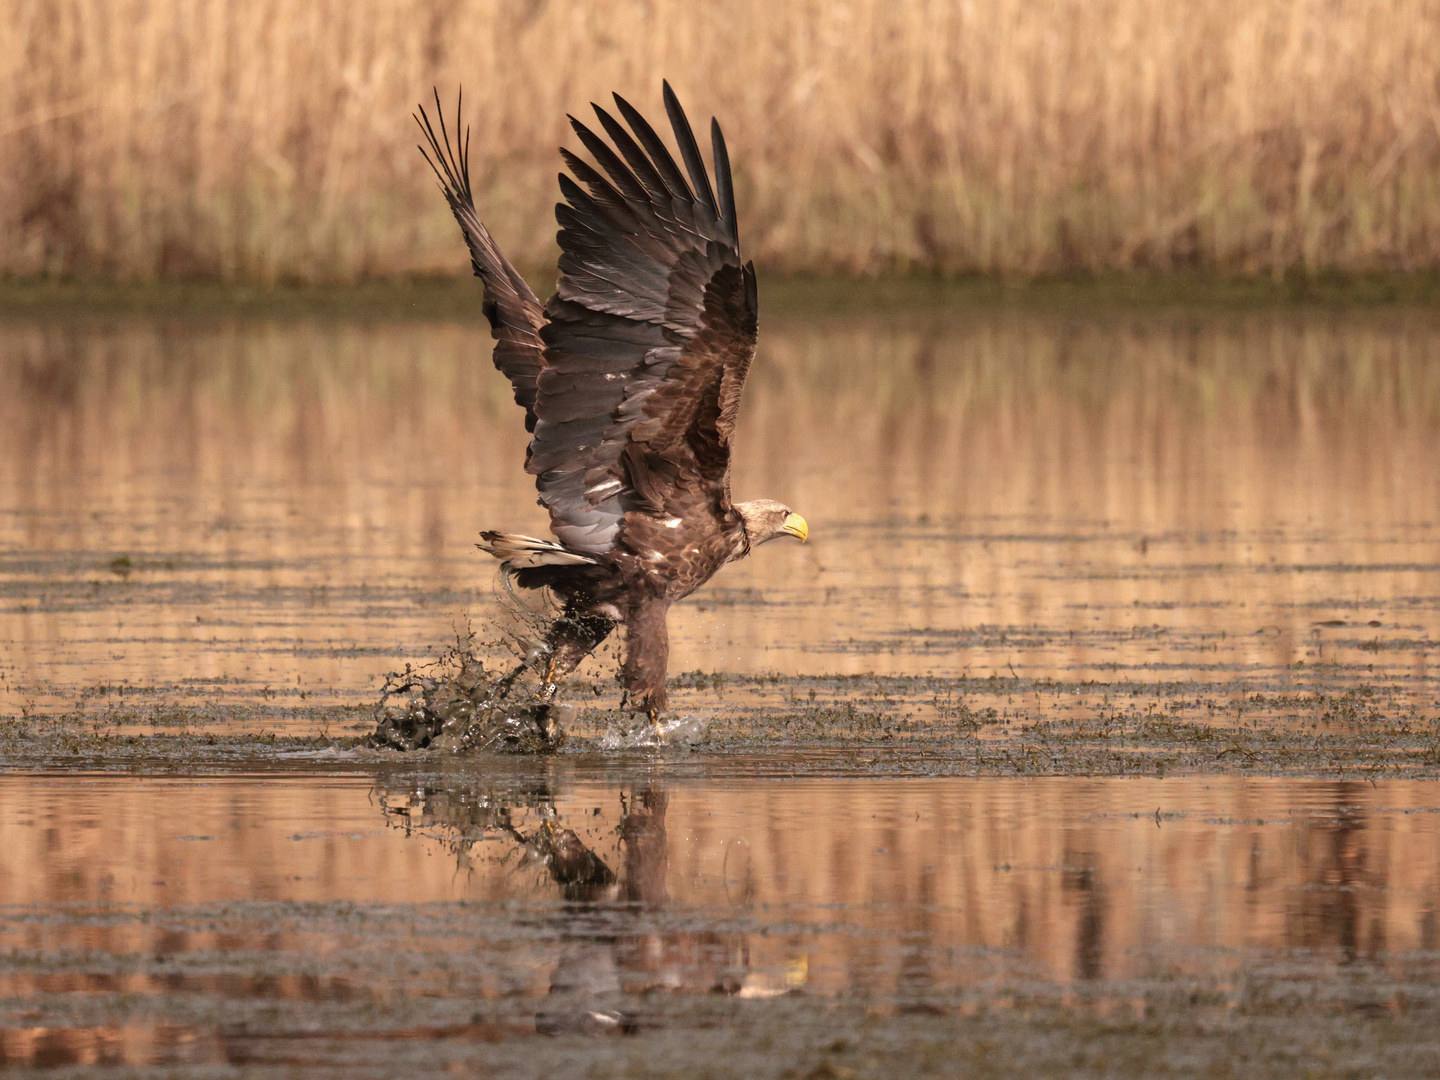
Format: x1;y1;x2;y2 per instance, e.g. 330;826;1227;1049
418;84;807;731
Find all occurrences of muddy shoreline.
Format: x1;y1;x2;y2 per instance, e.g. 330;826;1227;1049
3;667;1435;780
7;971;1437;1079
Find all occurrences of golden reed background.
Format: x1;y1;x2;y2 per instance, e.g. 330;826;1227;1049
6;0;1440;282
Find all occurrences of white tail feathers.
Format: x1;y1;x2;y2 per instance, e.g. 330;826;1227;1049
477;531;599;569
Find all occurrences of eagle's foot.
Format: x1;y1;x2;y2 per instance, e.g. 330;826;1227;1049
532;703;556;744
648;708;664;741
531;701;575;746
531;678;560;743
537;658;559;704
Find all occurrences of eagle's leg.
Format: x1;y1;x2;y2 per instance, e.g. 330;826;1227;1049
522;609;613;744
539;608;615;699
620;599;671;738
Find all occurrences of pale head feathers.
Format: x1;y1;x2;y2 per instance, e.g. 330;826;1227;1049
735;500;809;550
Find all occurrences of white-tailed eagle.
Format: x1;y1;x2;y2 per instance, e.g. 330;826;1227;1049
417;84;807;732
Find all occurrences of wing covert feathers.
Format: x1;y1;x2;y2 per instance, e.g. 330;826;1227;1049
417;91;546;432
530;84;759;556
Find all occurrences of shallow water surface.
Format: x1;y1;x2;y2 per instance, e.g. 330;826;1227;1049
3;765;1440;1070
1;308;1438;721
3;305;1440;1075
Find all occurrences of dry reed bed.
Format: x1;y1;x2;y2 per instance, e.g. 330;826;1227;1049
5;0;1440;282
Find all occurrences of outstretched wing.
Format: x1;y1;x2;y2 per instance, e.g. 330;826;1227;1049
417;91;546;432
529;82;759;555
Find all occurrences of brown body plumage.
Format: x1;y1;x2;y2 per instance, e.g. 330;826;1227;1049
418;84;807;725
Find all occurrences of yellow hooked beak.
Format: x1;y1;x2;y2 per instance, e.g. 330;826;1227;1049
781;513;809;543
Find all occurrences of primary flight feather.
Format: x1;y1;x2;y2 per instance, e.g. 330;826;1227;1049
417;83;808;730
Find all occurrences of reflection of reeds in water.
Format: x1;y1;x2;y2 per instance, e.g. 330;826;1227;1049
1;311;1438;699
2;775;1438;997
722;311;1440;686
6;0;1440;279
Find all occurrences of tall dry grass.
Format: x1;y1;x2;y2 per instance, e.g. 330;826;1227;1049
5;0;1440;282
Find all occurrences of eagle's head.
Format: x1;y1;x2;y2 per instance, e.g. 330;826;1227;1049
736;499;809;551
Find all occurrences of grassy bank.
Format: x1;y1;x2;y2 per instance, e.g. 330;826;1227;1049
6;0;1440;283
8;271;1440;321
